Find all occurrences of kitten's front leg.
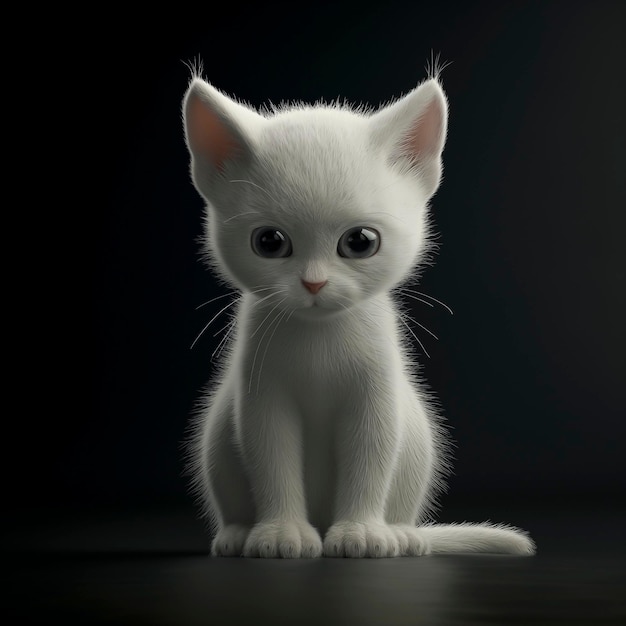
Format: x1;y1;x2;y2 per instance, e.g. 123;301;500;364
238;396;322;558
324;393;401;558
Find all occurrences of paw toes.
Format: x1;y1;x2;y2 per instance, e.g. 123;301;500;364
278;540;300;559
366;534;396;558
211;525;250;557
345;540;366;558
323;540;343;557
390;525;431;556
324;522;400;558
259;542;278;558
301;542;323;558
242;542;259;558
394;529;410;556
243;521;322;559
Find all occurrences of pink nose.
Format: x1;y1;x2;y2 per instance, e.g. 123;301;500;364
301;279;327;295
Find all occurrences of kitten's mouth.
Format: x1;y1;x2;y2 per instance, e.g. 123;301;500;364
307;297;330;310
294;298;344;319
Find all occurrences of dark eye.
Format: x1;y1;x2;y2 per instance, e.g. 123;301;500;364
337;227;381;259
251;227;293;258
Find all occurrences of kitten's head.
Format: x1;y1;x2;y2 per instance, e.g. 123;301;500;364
182;72;447;319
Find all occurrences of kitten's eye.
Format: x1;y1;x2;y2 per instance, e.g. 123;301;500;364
337;227;381;259
251;227;293;258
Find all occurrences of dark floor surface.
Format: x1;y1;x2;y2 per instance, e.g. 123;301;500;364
4;502;625;625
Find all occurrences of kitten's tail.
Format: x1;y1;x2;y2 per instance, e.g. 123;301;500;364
418;522;536;555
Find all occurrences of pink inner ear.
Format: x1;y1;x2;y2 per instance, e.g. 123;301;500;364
405;97;444;160
187;95;241;172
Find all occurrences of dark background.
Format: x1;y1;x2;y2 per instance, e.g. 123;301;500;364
38;1;626;521
6;2;625;623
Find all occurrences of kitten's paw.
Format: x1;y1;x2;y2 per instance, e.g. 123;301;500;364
389;524;431;556
323;521;400;558
211;524;251;557
243;520;323;558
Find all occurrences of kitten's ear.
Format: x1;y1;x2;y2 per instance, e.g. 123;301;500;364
370;79;448;198
183;78;263;191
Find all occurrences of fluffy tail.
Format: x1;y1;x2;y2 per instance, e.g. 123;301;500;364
419;522;536;555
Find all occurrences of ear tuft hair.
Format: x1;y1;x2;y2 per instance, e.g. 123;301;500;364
370;78;449;198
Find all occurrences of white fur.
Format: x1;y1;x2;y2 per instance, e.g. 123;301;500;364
182;71;536;558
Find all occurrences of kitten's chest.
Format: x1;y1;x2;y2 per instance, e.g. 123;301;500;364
243;314;366;393
234;302;402;416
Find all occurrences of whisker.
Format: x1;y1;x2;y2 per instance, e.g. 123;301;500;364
285;306;298;324
211;320;236;361
398;316;431;359
194;285;289;350
248;298;288;393
217;323;237;359
249;284;290;293
397;289;434;308
367;211;409;226
250;289;287;314
191;298;241;350
366;297;433;352
402;313;438;340
196;286;278;310
401;288;453;315
228;179;280;205
196;291;238;310
256;307;290;394
250;291;288;338
223;211;259;224
248;284;290;294
212;319;235;338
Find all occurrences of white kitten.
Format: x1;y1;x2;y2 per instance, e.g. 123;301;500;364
182;69;535;558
